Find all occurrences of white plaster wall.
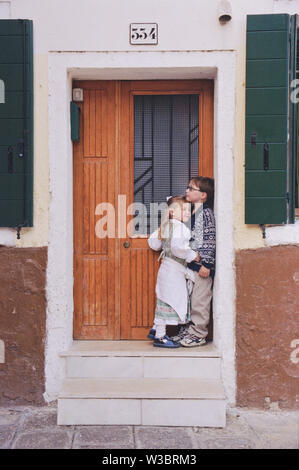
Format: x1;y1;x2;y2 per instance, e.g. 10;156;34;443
266;221;299;246
1;0;297;406
7;0;299;54
45;50;237;405
0;1;10;18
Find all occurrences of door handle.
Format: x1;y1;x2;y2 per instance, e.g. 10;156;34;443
18;139;24;158
7;146;13;173
251;132;256;147
123;241;130;248
263;143;269;171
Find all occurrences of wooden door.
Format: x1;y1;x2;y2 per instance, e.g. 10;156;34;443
73;81;119;339
119;80;214;339
73;80;214;340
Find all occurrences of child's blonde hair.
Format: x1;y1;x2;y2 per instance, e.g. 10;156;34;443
158;195;187;240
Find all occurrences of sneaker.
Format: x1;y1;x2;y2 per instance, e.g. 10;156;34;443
170;325;190;343
147;328;156;340
180;334;206;348
153;335;181;348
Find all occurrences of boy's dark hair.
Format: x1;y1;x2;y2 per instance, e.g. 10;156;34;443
190;176;214;209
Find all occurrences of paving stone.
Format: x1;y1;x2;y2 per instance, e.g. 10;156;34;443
198;437;256;449
194;414;256;439
135;426;195;449
254;436;298;449
0;425;16;449
243;411;299;431
20;407;58;430
243;411;299;449
73;425;134;449
12;428;74;449
0;408;25;426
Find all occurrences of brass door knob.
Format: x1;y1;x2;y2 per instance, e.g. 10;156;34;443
123;241;130;248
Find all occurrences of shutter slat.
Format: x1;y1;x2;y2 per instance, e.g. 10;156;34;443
245;199;286;225
245;144;286;170
246;31;289;60
246;14;289;31
246;88;288;115
246;60;288;88
245;116;287;143
245;171;286;198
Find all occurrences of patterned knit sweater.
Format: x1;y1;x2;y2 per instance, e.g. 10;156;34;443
187;202;216;274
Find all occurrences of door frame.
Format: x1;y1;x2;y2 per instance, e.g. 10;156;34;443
46;51;236;405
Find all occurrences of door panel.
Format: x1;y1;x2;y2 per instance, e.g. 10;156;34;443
119;80;214;339
73;81;118;339
73;79;214;340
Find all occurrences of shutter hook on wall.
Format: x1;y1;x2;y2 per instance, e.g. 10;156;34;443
259;224;266;239
16;220;28;239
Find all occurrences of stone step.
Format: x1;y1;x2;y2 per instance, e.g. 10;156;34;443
60;340;221;357
59;377;225;399
57;377;226;427
60;340;221;379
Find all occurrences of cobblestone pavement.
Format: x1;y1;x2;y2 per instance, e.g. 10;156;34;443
0;403;298;449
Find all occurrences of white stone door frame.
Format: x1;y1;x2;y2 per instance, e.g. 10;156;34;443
46;50;236;406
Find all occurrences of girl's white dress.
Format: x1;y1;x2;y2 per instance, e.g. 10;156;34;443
148;219;197;324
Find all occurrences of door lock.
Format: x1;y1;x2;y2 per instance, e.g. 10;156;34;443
123;241;130;248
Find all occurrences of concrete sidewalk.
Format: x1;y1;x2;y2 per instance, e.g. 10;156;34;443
0;403;298;449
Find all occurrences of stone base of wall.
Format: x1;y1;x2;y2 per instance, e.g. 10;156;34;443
0;246;47;405
236;245;299;410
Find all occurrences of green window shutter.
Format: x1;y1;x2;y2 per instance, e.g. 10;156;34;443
0;19;33;229
245;14;293;224
289;14;297;223
70;101;80;142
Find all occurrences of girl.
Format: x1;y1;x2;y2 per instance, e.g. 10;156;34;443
147;195;200;348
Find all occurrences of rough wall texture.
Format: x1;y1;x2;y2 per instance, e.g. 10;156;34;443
0;246;47;405
236;245;299;410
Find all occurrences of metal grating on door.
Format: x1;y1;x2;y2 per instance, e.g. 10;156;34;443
134;94;199;233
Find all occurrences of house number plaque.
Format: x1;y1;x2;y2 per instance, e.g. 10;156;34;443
130;23;158;45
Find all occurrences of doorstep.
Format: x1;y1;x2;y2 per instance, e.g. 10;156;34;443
57;340;226;427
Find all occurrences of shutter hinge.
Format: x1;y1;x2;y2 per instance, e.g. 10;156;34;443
287;192;290;203
16;220;28;240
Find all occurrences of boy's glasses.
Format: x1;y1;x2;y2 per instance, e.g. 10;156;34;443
186;185;202;192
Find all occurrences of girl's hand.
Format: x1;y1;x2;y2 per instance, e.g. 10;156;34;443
199;266;210;278
194;252;200;262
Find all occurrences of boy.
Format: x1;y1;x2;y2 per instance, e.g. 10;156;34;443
172;176;216;347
